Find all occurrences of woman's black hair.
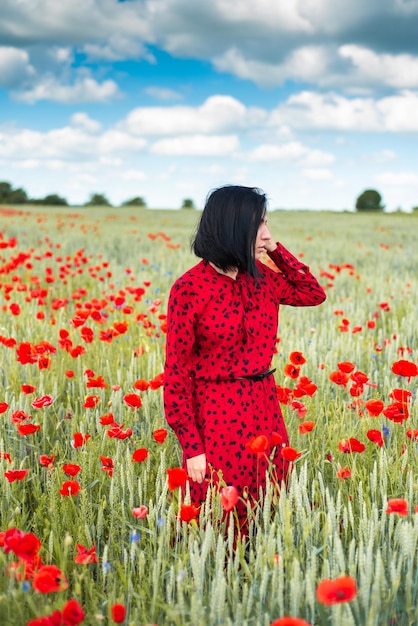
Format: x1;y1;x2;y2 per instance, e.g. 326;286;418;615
192;185;267;278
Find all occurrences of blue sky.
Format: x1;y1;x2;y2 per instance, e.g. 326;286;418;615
1;0;418;210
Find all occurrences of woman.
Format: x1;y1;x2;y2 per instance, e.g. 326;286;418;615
163;185;326;521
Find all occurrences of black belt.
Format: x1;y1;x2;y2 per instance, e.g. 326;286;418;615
235;368;276;382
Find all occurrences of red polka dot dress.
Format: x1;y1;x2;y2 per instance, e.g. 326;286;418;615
164;243;326;514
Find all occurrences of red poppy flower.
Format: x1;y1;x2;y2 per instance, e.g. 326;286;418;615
74;543;99;564
270;618;312;626
16;341;38;365
406;429;418;441
132;505;148;519
80;327;94;343
276;386;293;404
283;364;300;379
166;467;188;491
178;503;200;523
366;430;384;447
133;379;150;391
149;373;164;389
294;377;317;397
383;402;409;423
270;432;283;447
65;370;75;378
39;454;55;467
246;435;269;455
31;395;54;409
316;575;357;605
100;455;114;476
281;446;302;461
62;599;85;625
337;361;355;373
83;395;100;408
111;603;126;623
21;385;36;394
290;400;307;419
0;402;9;413
3;528;41;562
329;371;349;386
338;438;365;453
132;448;149;462
389;388;412;403
220;486;239;512
298;421;315;435
0;451;12;463
38;357;51;370
336;467;351;479
106;424;133;439
153;428;167;444
99;413;116;426
59;480;81;496
289;351;306;366
350;370;369;384
63;463;81;477
123;393;142;408
32;564;68;593
73;432;91;448
386;498;408;516
86;375;108;388
365;399;384;417
4;469;29;482
17;423;41;436
9;303;21;316
11;409;31;423
391;359;418;381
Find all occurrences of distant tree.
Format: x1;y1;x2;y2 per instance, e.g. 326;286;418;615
84;193;112;207
121;196;147;207
42;194;68;206
412;205;418;213
181;198;195;209
355;189;384;212
8;188;28;204
0;181;13;202
0;181;28;204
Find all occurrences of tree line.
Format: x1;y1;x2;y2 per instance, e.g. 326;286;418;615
1;180;417;211
0;181;198;209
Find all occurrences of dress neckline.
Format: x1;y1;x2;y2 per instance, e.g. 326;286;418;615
204;260;241;281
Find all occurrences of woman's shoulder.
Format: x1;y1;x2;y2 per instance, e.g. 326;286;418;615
169;260;207;293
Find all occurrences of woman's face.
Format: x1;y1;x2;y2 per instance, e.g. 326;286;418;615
254;215;272;260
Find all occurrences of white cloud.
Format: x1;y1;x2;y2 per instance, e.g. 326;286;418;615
121;169;148;181
302;168;333;180
144;86;183;100
70;112;102;133
268;90;418;132
0;47;35;87
374;171;418;185
339;45;418;89
151;134;239;156
248;141;335;166
0;123;146;162
98;131;147;154
213;46;330;88
14;75;121;104
123;95;265;136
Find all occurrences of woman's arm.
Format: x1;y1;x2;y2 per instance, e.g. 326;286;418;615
163;280;206;460
265;240;326;307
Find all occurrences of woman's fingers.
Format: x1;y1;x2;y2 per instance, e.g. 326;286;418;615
186;453;206;483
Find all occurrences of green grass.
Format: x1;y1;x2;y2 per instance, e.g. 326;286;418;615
0;206;417;625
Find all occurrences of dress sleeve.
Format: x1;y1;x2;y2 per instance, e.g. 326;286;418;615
265;242;326;306
163;279;205;459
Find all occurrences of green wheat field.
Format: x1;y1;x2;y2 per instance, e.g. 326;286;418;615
1;206;417;626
